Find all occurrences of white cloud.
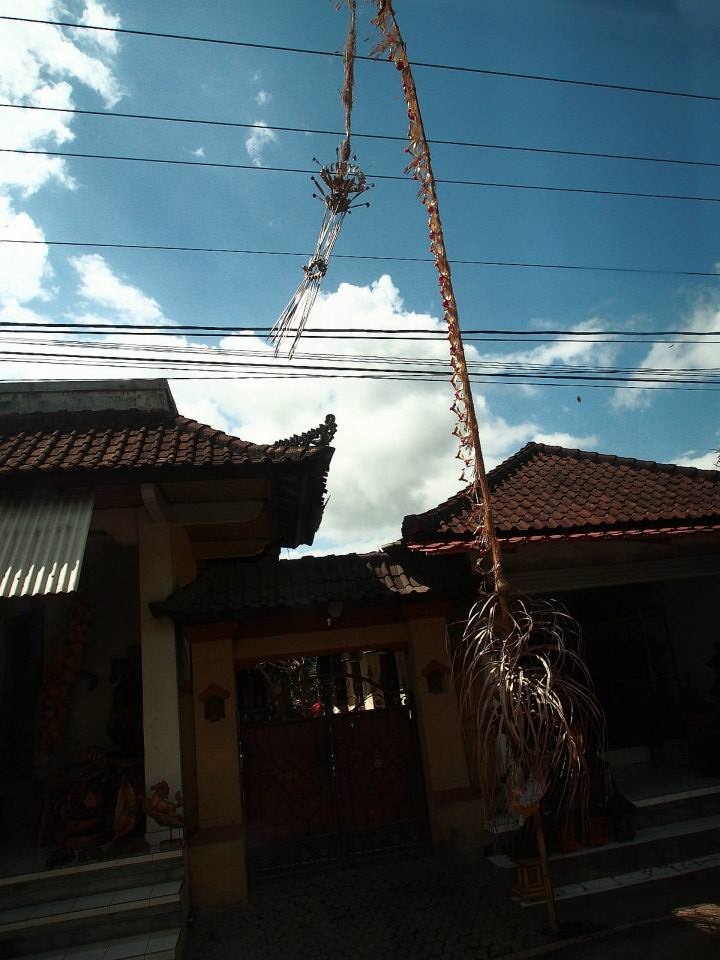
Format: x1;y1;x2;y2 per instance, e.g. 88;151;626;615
0;2;123;109
674;449;719;470
78;0;121;54
612;301;720;410
255;89;272;106
0;1;123;307
250;70;262;83
70;254;166;324
190;146;205;158
0;270;609;552
245;121;277;167
0;196;52;303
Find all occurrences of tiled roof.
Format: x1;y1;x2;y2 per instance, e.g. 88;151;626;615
402;442;720;548
153;550;471;622
0;413;336;477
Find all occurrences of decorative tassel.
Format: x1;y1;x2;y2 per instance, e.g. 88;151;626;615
270;0;369;357
269;156;369;356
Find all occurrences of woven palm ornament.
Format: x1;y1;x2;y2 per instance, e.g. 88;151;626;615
270;0;370;357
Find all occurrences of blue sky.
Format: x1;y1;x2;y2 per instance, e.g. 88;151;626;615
1;1;719;551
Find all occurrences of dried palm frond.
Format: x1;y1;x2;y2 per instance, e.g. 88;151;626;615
453;591;605;820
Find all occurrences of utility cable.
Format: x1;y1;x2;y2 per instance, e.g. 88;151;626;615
3;103;720;171
0;345;716;387
4;16;720;105
0;321;716;338
7;148;720;204
4;239;720;281
2;355;717;392
5;334;718;375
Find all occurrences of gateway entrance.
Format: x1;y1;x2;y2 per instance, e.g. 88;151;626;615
237;650;427;873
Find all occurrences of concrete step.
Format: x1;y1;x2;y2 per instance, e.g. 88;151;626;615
12;926;183;959
0;878;184;958
0;851;184;911
526;853;720;906
632;785;720;831
548;813;720;887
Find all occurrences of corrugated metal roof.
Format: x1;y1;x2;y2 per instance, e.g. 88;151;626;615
0;490;94;597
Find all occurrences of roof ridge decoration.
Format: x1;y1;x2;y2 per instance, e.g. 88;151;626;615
272;413;337;449
493;441;720;479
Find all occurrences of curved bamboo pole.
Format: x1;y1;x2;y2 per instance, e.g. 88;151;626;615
371;5;605;930
371;0;506;598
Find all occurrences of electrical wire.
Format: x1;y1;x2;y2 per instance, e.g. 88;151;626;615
0;342;716;388
4;239;720;281
3;354;717;392
4;16;720;105
6;334;720;374
0;320;716;338
4;103;720;171
7;148;720;205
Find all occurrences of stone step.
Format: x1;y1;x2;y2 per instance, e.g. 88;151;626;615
547;813;720;887
632;785;720;831
0;879;184;959
525;852;720;905
11;926;183;959
0;851;184;911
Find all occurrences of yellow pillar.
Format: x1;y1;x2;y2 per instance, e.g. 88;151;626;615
408;616;486;857
138;519;184;848
188;634;248;906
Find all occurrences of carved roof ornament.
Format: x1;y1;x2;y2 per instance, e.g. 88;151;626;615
273;413;337;449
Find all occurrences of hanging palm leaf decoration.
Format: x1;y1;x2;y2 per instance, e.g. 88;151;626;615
370;1;605;923
269;0;370;357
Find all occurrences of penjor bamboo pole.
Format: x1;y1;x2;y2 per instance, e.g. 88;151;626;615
371;0;506;598
372;3;562;931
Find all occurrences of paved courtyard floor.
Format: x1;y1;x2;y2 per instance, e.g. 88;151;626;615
188;851;720;960
187;852;555;960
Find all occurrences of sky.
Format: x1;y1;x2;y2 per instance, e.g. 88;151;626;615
1;0;720;554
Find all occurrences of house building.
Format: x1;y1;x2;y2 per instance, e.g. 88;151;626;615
154;438;720;908
402;441;720;762
0;379;335;955
1;381;720;955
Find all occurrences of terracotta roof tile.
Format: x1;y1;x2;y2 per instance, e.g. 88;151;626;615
0;413;337;478
152;550;472;623
403;442;720;546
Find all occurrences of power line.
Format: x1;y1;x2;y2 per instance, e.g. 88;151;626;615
4;103;720;171
7;148;720;205
4;16;720;106
4;238;720;281
1;352;717;393
0;320;717;338
5;336;718;382
0;343;717;387
3;356;717;393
